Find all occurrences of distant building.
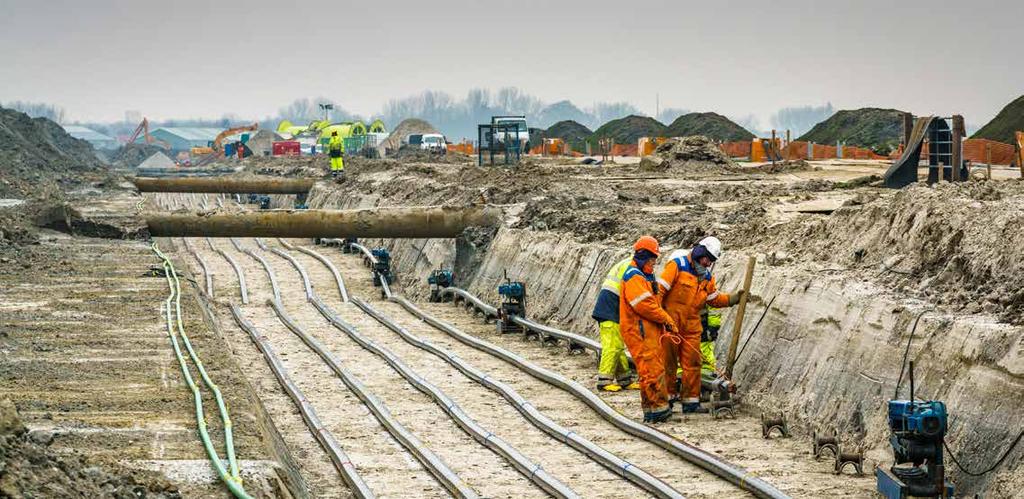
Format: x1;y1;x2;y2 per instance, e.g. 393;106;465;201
144;127;223;151
63;125;119;150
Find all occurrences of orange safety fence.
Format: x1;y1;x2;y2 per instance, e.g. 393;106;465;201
963;138;1016;165
610;144;638;157
720;141;752;158
447;142;476;155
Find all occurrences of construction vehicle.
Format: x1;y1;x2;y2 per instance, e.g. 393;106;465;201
212;123;258;154
420;133;447;153
492;116;530;151
876;362;954;498
427;269;454;302
496;272;526;334
191;123;258;167
124;118;170;150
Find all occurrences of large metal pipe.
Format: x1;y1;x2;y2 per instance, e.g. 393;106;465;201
133;176;315;194
146;206;501;238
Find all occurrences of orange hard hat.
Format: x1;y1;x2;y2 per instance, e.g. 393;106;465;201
633;235;660;256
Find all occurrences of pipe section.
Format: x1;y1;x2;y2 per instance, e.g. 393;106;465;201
145;206;502;239
133;176;315;194
208;237;248;304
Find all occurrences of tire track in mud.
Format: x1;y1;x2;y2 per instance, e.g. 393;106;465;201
274;240;658;499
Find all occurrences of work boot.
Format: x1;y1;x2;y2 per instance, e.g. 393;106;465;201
681;402;710;414
648;407;673;423
667;396;680;411
625;381;640;390
598;383;622;392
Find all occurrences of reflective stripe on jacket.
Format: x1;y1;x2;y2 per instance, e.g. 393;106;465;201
658;253;730;336
619;264;675;343
591;257;632;323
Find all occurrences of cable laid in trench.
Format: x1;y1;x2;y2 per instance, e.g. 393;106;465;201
182;237;214;297
278;238;349;303
229;304;374;498
208;237;249;304
152;243;249;498
340;296;684;499
259;243;575;498
239;242;484;499
390;294;789;499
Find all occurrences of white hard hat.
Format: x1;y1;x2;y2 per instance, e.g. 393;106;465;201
699;236;723;260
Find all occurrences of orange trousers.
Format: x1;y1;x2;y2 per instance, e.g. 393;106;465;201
622;328;668;415
663;330;702;404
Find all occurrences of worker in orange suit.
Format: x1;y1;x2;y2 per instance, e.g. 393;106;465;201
619;235;678;423
658;236;743;413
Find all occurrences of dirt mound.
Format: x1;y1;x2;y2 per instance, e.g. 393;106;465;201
798;107;904;154
545;120;592;151
641;136;737;171
383;118;439;151
137;151;175;169
244;129;284;157
111;143;166;169
665;112;754;141
751;159;814;173
591;115;666;144
242;154;328;178
744;181;1024;324
0;398;179;498
392;146;473;165
972;94;1024;144
0;106;105;197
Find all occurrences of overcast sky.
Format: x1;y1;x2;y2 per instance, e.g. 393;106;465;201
1;0;1021;126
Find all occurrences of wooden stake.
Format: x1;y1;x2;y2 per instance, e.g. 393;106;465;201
986;143;992;180
725;255;756;379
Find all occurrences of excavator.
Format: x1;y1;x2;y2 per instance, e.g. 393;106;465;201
125;118;170;150
190;123;259;166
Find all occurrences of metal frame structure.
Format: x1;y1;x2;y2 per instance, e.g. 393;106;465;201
477;123;522;166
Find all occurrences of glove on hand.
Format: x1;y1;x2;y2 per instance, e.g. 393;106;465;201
727;289;746;306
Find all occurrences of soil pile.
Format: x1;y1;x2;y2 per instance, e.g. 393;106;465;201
0;106;105;197
744;181;1024;324
111;144;166;169
383;118;439;151
392;146;473;165
591;115;666;144
244;129;284;157
798;107;904;154
544;120;592;152
972;94;1024;144
137;151;175;169
665;112;754;141
641;135;738;172
0;398;179;498
242;154;328;178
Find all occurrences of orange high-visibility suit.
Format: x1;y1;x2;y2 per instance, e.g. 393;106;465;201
619;263;677;417
658;252;730;404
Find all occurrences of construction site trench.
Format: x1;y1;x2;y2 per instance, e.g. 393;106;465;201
3;151;1023;498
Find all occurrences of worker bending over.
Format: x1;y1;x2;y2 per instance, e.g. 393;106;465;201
328;131;344;177
658;237;743;413
591;256;639;392
619;236;677;423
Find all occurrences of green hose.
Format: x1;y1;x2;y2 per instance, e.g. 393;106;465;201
153;242;251;498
